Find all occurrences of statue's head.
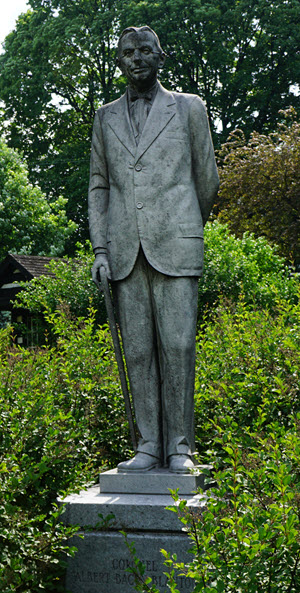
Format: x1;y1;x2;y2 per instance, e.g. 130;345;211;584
117;26;166;89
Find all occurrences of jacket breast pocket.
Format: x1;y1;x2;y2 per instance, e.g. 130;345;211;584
178;223;203;238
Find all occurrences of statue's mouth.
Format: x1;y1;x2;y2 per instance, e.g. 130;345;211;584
132;67;147;73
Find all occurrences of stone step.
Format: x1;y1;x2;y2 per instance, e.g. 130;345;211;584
99;465;212;495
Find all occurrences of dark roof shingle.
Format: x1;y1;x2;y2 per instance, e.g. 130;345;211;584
9;253;58;278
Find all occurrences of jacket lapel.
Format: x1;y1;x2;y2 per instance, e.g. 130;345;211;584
135;83;176;162
105;83;176;161
105;93;137;157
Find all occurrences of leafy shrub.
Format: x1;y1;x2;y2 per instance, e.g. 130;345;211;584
194;294;300;461
0;309;131;592
14;243;107;332
15;223;298;331
169;418;300;593
125;295;300;593
0;501;78;593
198;220;298;319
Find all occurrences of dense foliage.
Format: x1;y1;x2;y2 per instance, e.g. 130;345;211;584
0;309;130;592
122;296;300;593
165;419;300;593
14;243;107;333
217;109;300;265
1;276;299;590
195;296;300;460
0;0;298;244
198;221;298;318
15;222;299;336
0;0;124;245
0;138;76;260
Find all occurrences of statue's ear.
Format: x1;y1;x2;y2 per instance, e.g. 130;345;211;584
116;57;125;74
159;52;166;69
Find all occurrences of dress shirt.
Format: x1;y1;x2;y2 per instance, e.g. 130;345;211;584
127;82;158;144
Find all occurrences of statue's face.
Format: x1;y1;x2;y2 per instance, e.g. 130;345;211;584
118;30;165;89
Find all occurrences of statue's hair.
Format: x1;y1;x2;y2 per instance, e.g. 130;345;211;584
118;26;165;56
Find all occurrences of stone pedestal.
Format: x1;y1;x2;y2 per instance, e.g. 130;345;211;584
61;467;209;593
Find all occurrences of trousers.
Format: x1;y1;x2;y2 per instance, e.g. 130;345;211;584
112;249;198;463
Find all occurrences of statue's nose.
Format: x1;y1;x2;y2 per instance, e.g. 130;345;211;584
132;49;142;61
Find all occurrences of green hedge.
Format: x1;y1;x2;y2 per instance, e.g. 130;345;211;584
198;221;298;318
0;309;130;592
158;419;300;593
1;232;299;591
120;295;300;593
195;295;300;461
15;222;299;335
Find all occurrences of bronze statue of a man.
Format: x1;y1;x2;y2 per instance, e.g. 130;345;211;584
88;26;219;473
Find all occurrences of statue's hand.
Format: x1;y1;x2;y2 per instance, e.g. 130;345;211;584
92;253;111;290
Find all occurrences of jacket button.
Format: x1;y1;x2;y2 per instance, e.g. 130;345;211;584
135;164;142;171
136;202;143;209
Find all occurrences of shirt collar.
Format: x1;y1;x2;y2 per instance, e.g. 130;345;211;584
127;81;158;104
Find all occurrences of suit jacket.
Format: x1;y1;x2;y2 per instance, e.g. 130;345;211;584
88;82;219;281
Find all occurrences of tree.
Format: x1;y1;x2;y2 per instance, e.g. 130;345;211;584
0;0;125;247
0;0;299;245
121;0;300;139
216;108;300;266
0;138;76;259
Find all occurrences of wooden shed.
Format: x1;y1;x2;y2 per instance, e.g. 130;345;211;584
0;253;57;345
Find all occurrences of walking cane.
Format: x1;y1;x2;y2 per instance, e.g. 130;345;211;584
98;265;138;452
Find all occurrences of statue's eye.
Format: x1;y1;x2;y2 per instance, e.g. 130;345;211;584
141;48;151;55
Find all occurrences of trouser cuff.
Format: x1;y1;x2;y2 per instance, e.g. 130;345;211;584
167;436;192;458
137;439;161;459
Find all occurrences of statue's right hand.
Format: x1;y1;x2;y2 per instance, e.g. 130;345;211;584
92;253;111;290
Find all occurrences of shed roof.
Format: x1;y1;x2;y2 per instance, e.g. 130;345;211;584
0;253;61;310
0;253;58;283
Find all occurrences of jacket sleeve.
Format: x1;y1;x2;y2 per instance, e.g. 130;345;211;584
88;110;110;250
189;96;219;226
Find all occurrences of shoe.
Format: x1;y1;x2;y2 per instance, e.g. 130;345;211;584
117;452;160;473
168;454;194;474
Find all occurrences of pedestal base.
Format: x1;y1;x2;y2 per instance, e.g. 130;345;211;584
61;468;208;593
65;530;196;593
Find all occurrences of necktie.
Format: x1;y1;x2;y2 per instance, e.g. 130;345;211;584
130;94;152;142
